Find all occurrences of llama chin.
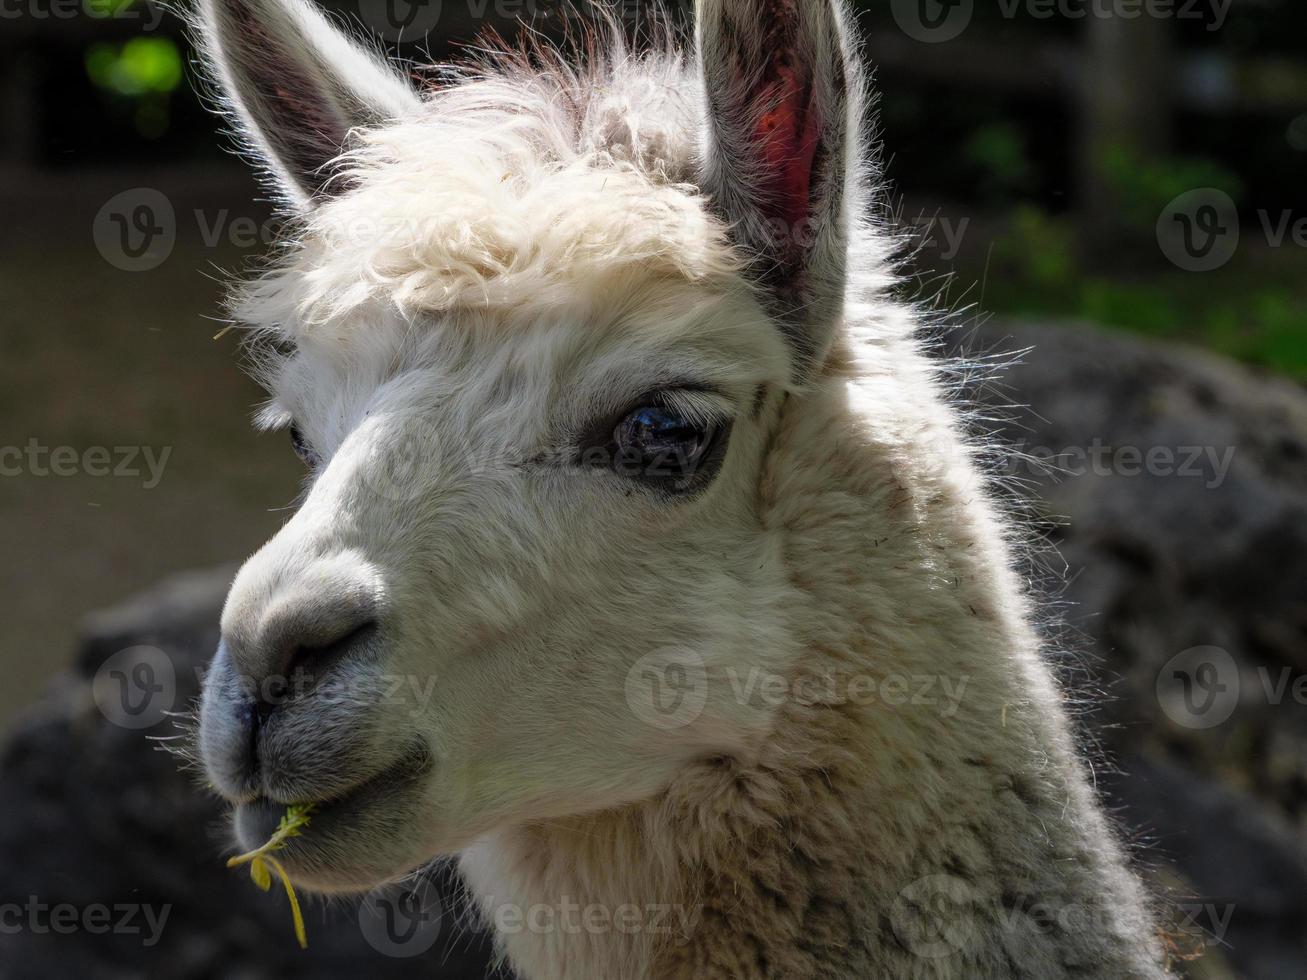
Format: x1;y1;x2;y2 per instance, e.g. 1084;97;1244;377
191;0;1171;976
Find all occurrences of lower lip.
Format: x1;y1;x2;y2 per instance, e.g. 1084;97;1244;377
234;747;431;855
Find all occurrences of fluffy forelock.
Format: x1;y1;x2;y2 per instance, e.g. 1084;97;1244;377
230;36;748;339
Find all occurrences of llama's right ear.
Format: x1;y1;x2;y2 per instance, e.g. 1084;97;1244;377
697;0;861;379
195;0;420;206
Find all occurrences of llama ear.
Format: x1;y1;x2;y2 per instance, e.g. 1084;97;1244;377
196;0;420;206
697;0;860;377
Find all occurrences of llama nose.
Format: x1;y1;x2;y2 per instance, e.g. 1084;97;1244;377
223;592;382;720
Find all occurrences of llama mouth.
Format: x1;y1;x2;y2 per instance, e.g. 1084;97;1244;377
234;744;432;868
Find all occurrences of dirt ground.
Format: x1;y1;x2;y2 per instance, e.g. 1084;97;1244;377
0;168;305;726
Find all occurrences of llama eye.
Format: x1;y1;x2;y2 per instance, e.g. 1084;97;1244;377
605;404;726;491
288;424;320;468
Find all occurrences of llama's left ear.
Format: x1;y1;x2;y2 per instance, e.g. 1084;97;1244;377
697;0;862;378
195;0;421;207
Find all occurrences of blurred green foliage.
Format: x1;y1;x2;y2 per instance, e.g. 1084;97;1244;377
85;37;182;139
85;38;182;97
971;204;1307;378
1099;147;1245;230
84;0;137;16
951;128;1307;377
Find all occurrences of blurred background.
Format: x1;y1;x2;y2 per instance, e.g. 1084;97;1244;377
0;0;1304;977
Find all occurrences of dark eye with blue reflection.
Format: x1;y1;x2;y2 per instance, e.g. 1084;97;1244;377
582;399;730;493
289;424;320;468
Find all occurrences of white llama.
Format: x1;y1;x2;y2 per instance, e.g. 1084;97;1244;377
193;0;1170;976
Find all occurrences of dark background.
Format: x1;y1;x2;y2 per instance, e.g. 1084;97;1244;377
1;1;1305;977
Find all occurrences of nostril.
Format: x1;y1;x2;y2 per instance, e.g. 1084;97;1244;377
283;618;380;690
242;618;378;746
253;677;287;725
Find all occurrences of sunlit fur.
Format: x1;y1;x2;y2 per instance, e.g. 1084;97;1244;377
192;1;1169;976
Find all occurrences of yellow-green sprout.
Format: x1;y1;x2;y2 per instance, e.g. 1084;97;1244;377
226;804;314;948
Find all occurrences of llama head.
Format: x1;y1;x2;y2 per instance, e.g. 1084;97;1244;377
195;0;863;891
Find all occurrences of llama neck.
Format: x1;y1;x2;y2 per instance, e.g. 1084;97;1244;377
459;343;1166;979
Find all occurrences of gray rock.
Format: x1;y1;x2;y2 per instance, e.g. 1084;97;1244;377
1103;754;1307;980
963;323;1307;782
958;320;1307;980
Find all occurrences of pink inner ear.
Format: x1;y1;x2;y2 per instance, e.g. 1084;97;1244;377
754;59;821;232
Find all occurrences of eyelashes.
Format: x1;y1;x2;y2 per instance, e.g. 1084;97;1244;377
288;424;320;468
576;391;734;495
